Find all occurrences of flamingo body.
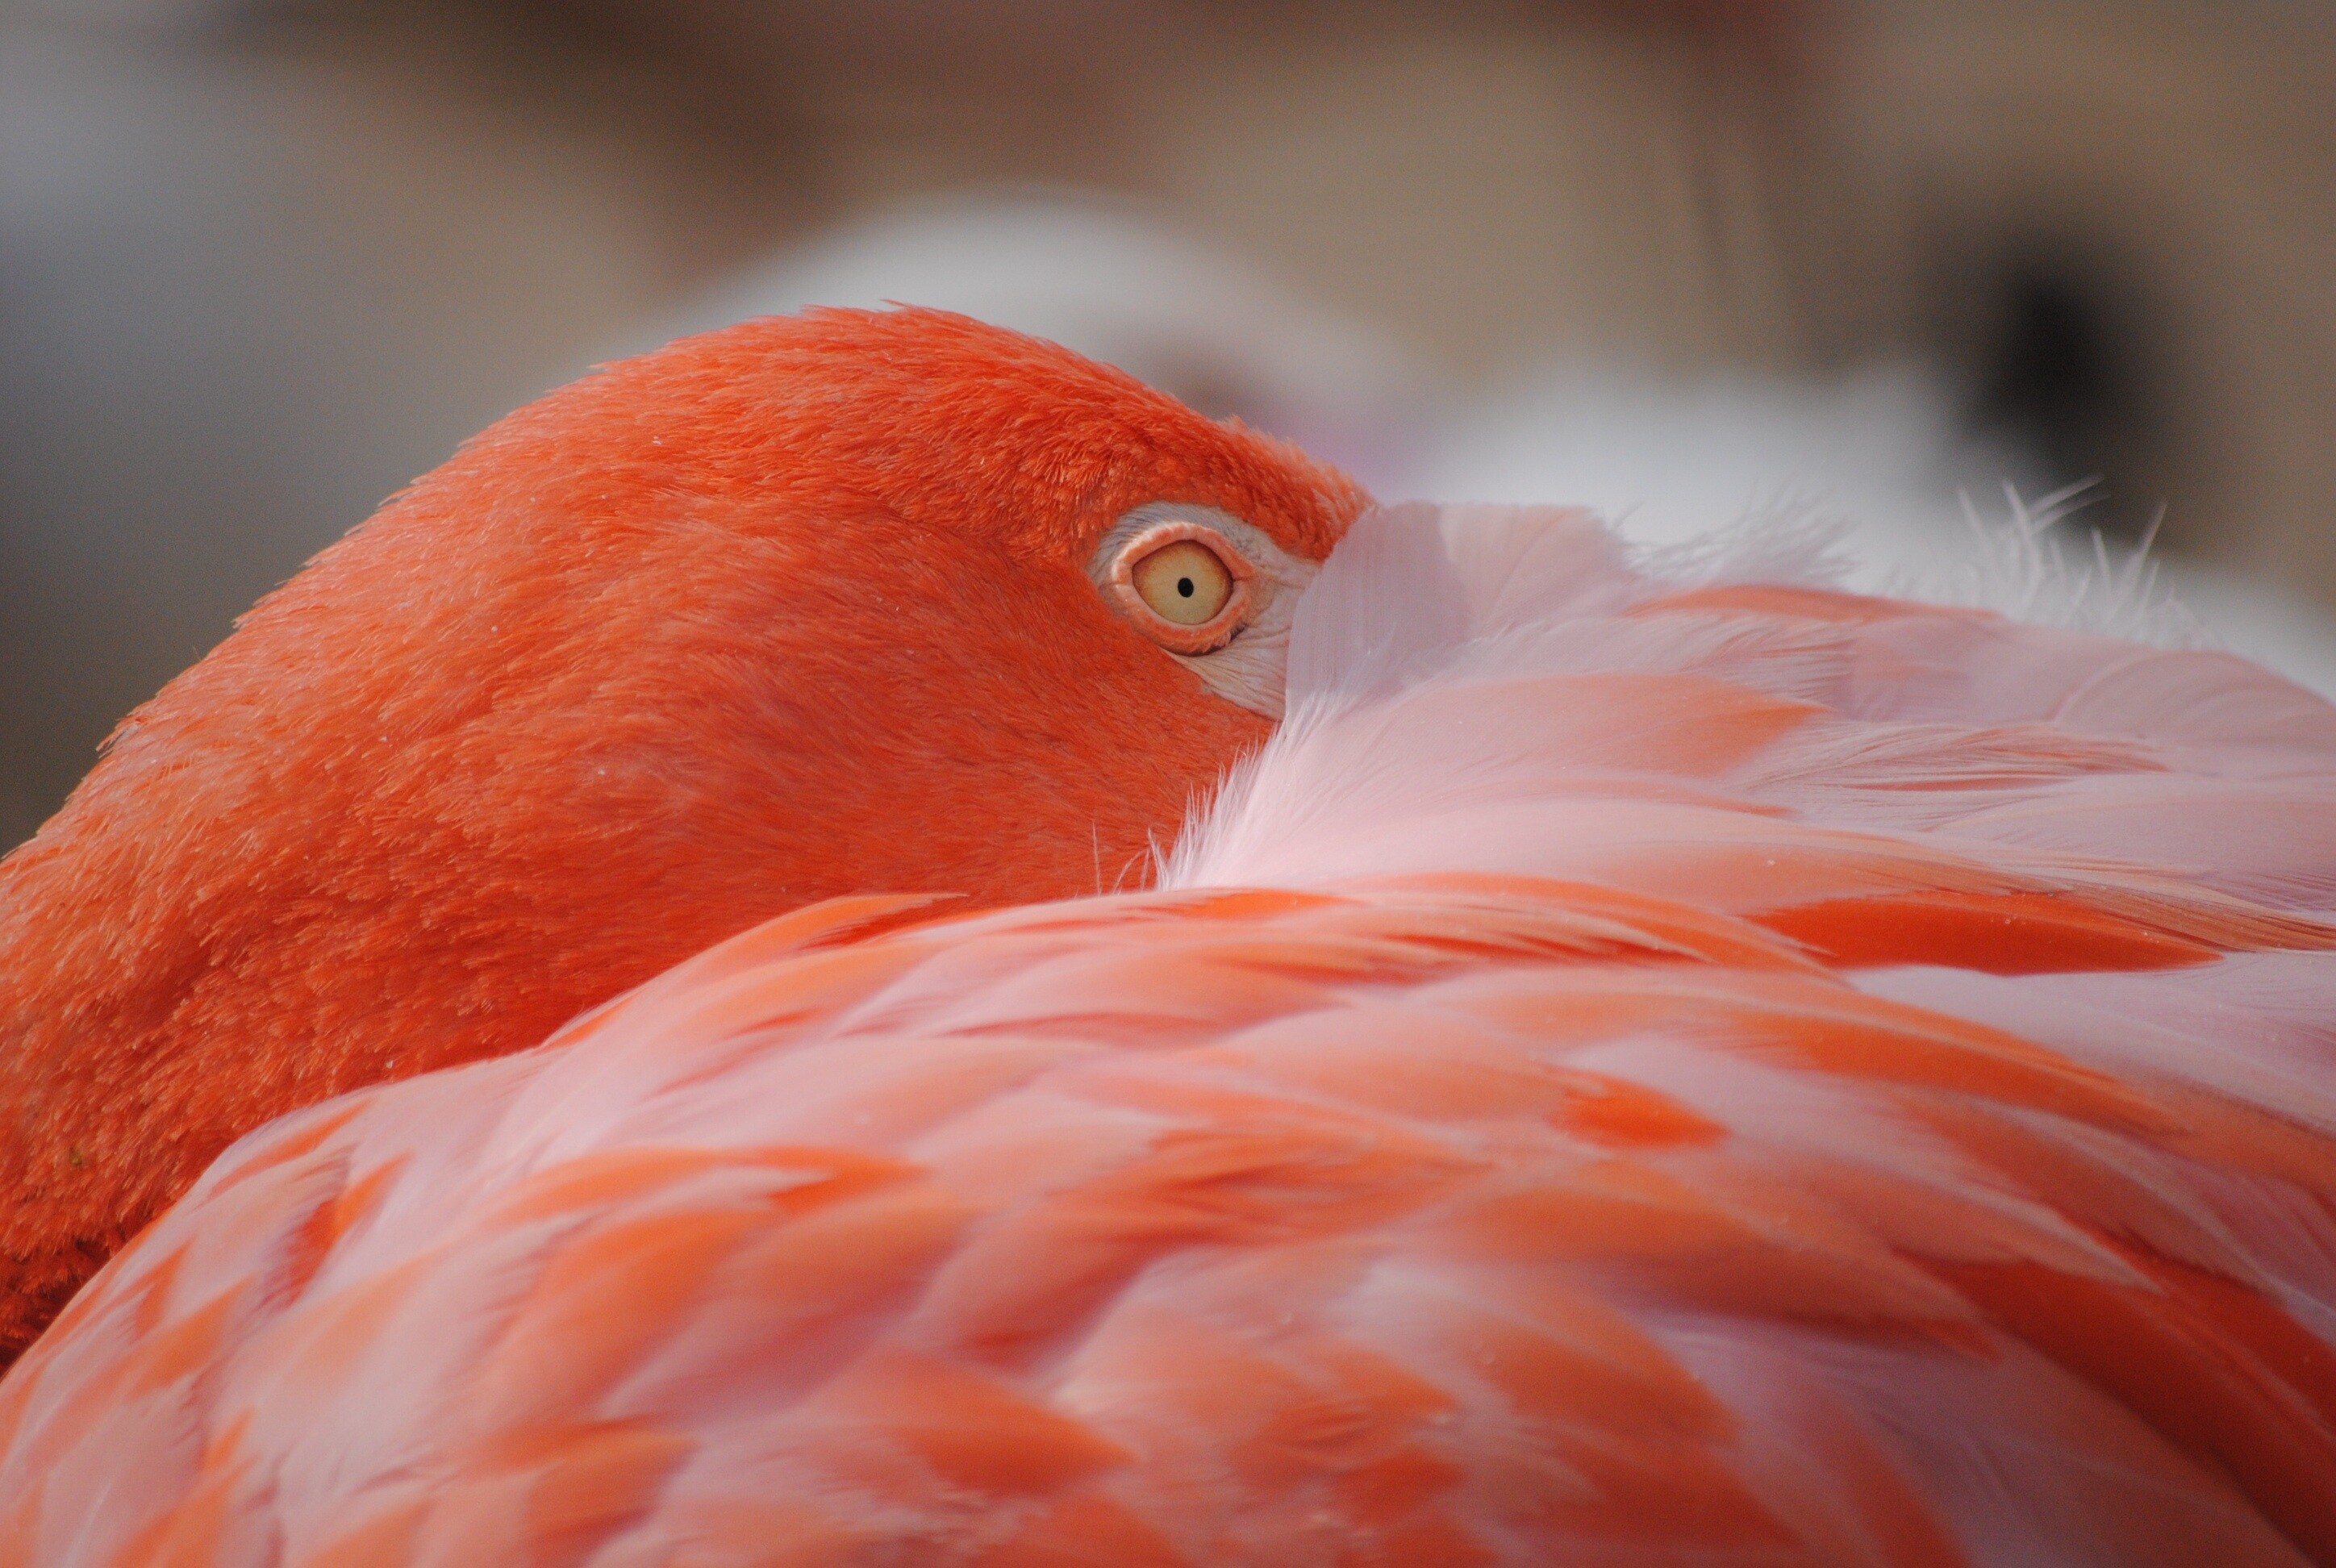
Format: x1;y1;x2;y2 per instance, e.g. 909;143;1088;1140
8;504;2336;1564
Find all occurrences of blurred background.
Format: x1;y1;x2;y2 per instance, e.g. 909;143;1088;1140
4;0;2334;844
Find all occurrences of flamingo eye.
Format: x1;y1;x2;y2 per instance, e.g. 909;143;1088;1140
1130;540;1233;627
1090;507;1270;661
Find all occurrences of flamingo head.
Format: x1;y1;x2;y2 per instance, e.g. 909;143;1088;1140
0;307;1367;1351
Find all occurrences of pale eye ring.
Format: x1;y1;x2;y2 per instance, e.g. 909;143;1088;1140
1105;520;1256;653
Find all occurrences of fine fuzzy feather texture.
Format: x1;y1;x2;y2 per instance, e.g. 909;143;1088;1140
8;503;2336;1566
0;307;1366;1360
1169;501;2336;906
1897;485;2203;652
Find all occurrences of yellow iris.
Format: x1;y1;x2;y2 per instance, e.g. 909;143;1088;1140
1129;540;1233;627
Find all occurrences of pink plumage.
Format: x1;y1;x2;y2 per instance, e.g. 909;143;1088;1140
7;504;2336;1566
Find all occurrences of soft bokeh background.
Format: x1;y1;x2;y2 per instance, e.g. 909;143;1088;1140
5;0;2334;844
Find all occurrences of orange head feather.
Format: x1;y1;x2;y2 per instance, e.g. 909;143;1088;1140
0;307;1367;1356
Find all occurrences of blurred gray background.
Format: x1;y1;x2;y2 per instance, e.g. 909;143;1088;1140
5;0;2334;845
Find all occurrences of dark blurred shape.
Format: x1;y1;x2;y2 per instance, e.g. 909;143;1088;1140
1967;248;2152;541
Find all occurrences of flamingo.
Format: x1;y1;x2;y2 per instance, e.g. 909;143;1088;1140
4;310;2336;1565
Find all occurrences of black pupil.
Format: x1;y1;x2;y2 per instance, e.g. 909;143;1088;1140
1177;577;1195;597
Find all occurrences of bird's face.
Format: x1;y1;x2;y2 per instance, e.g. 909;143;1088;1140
38;306;1367;1071
0;306;1369;1357
460;306;1368;915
